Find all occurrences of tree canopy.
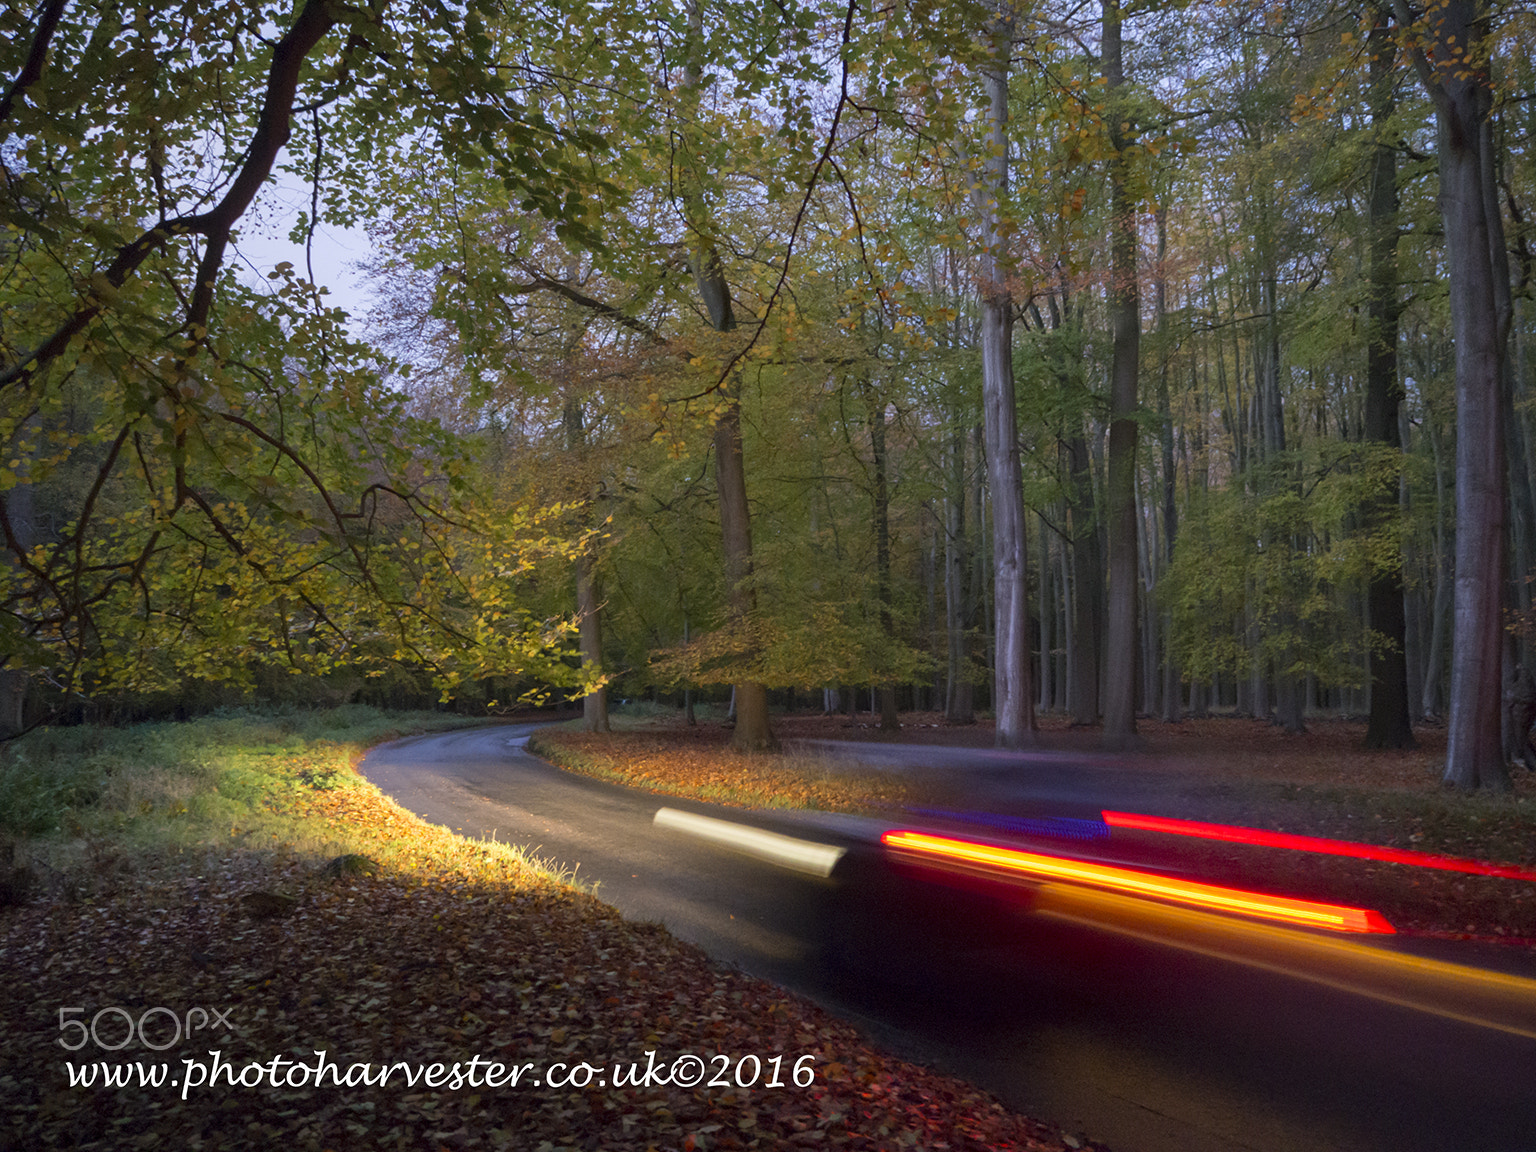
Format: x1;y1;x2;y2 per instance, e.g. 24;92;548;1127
3;0;1535;789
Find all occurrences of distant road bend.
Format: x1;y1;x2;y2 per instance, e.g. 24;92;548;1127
361;723;1536;1152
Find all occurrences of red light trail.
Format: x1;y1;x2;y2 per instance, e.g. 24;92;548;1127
1101;811;1536;883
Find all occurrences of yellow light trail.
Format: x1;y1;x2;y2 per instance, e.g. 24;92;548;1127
881;829;1395;934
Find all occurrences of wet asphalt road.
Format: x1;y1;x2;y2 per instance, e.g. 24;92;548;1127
360;723;1536;1152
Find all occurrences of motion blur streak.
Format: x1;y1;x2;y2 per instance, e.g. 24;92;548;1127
653;808;846;877
1034;884;1536;1041
881;830;1395;934
1102;810;1536;883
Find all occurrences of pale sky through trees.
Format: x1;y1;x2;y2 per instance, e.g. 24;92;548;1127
234;169;372;324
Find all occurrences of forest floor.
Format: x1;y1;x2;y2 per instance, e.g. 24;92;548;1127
532;709;1536;950
0;709;1101;1152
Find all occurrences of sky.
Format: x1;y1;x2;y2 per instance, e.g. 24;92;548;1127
232;170;376;331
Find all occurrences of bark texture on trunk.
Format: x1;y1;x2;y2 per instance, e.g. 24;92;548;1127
1393;0;1509;788
971;12;1035;749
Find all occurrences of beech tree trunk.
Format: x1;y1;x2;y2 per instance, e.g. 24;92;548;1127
1423;413;1452;718
1065;433;1102;724
575;552;609;732
0;459;32;734
971;11;1035;748
1400;408;1425;718
683;0;774;751
1394;0;1509;788
863;378;900;731
713;395;776;751
1101;0;1140;749
1038;512;1055;713
564;393;609;734
945;421;975;723
1155;208;1181;723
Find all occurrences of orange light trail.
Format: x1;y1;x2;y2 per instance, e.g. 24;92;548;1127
1101;810;1536;883
881;829;1396;934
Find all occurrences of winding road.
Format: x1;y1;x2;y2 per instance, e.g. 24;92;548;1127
360;723;1536;1152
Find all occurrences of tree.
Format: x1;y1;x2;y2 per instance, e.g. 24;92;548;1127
1100;0;1141;749
1391;0;1511;789
565;398;610;733
972;9;1037;749
0;0;607;706
1361;8;1415;749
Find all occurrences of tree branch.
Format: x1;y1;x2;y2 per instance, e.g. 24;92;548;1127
0;0;68;132
0;0;342;392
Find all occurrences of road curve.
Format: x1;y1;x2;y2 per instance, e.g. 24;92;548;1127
361;723;1536;1152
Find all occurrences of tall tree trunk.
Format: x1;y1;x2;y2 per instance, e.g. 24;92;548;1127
925;523;942;713
1423;412;1452;718
682;0;774;751
1155;207;1181;723
975;424;993;710
0;437;33;733
945;422;975;723
1400;406;1425;719
1137;485;1158;715
1260;263;1306;736
1038;511;1054;713
1065;433;1102;724
1053;537;1068;710
713;396;775;750
863;378;900;730
564;399;609;734
575;553;609;732
1394;0;1509;789
1516;294;1536;671
971;11;1034;748
1400;0;1517;792
1101;0;1140;749
1362;12;1414;748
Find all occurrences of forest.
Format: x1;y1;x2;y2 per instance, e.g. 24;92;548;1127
1;0;1532;789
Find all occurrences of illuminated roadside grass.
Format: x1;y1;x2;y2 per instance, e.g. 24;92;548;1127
0;707;579;896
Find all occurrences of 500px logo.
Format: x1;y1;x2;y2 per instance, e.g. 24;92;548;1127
57;1006;234;1052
